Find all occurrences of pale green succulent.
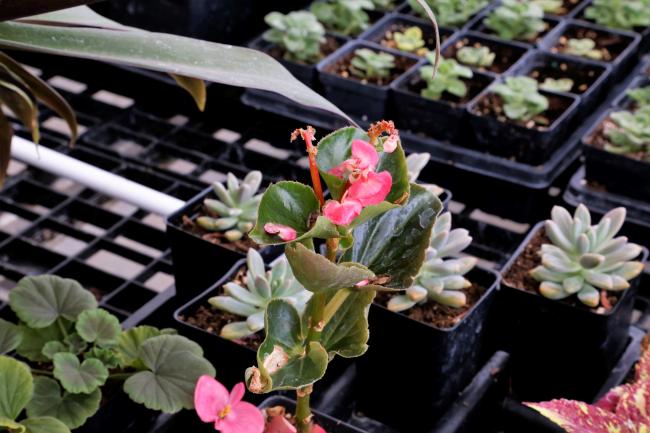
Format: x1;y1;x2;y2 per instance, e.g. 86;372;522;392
263;11;326;64
492;76;549;122
565;38;603;60
484;0;546;41
393;26;428;55
409;0;489;27
197;171;262;242
350;48;396;80
311;0;374;36
604;106;650;156
456;45;496;68
533;0;564;14
540;77;574;93
389;212;477;310
209;249;311;340
530;205;644;307
406;153;445;196
627;86;650;107
585;0;650;31
420;56;473;100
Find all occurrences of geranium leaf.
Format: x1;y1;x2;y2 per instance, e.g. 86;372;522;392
16;323;66;362
20;417;71;433
41;341;69;360
0;356;33;420
123;335;216;413
26;377;100;430
0;318;22;355
75;309;121;347
9;275;97;328
52;353;108;394
0;417;25;433
527;400;628;433
63;333;86;355
116;325;166;368
86;347;120;369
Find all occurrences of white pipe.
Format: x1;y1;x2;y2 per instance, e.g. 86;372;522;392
11;136;185;216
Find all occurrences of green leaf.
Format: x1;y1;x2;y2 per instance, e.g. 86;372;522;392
16;323;65;362
9;275;97;329
316;127;369;200
123;335;216;413
171;74;206;111
20;417;70;433
62;333;86;355
376;141;409;204
116;325;165;368
0;417;25;433
344;184;442;288
75;309;121;347
0;356;33;420
318;290;375;358
26;377;100;430
41;341;69;360
0;78;39;143
52;353;108;394
250;182;338;245
348;201;398;229
0;318;22;355
86;347;120;369
247;300;328;393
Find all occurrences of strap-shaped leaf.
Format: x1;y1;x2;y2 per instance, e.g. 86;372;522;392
0;356;33;420
0;318;21;355
20;417;70;433
75;309;121;347
0;78;39;145
52;353;108;394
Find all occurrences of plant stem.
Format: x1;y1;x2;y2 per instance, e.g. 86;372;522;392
56;318;69;339
323;289;351;326
108;372;134;380
295;387;312;433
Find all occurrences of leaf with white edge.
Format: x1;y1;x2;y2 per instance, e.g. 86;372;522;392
75;309;121;347
0;318;21;355
250;182;338;245
123;335;216;413
16;323;66;362
116;325;166;368
20;417;71;433
52;353;108;394
0;417;25;433
0;356;33;420
9;275;97;328
26;377;100;430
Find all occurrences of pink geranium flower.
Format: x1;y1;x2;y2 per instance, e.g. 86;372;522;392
195;376;264;433
264;223;297;241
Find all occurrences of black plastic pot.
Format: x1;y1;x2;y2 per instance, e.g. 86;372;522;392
498;221;648;402
316;41;419;121
471;9;560;48
354;266;500;433
467;82;580;165
613;75;650;109
77;389;158;433
392;62;495;142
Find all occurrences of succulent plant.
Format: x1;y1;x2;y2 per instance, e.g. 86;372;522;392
456;45;496;68
564;38;603;60
406;152;445;196
209;249;311;340
263;11;326;64
540;77;574;92
311;0;374;36
604;106;650;156
389;212;476;310
627;86;650;107
371;0;398;10
530;205;644;307
532;0;564;14
393;26;428;55
491;76;549;122
484;0;546;41
420;55;473;100
197;171;263;242
585;0;650;31
350;48;396;80
408;0;489;27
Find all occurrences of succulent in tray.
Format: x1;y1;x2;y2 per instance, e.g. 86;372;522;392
532;0;564;14
350;48;396;81
603;106;650;156
389;212;476;310
564;38;603;60
419;56;473;100
208;249;311;340
0;275;215;432
628;86;650;107
484;0;546;42
408;0;489;27
491;76;550;123
406;152;446;196
311;0;374;36
540;77;574;92
456;45;496;68
530;205;644;307
196;171;263;242
263;11;326;64
393;26;428;56
584;0;650;30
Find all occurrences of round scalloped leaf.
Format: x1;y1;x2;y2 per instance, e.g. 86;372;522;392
75;309;121;347
9;276;97;329
16;323;66;362
123;335;216;413
52;353;108;394
41;341;69;360
116;325;165;368
21;417;71;433
0;356;33;420
26;377;100;430
0;318;21;355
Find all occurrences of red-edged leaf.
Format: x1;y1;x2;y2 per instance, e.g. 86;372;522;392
526;400;632;433
615;382;650;427
594;385;629;412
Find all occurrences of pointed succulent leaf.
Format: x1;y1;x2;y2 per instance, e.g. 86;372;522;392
0;356;33;420
223;283;265;307
220;321;255;340
387;294;418;312
20;417;70;433
577;285;599;307
539;281;568;300
562;276;584;295
0;318;21;355
530;266;565;283
75;309;121;347
52;353;108;394
430;290;467;308
209;296;259;317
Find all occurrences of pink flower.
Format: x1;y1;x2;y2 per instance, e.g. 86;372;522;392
323;199;363;226
382;135;398;153
265;414;327;433
345;171;392;207
195;376;264;433
367;120;399;154
329;139;379;182
264;223;297;241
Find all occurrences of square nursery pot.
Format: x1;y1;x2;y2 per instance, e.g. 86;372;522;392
391;61;495;143
612;76;650;110
354;266;500;433
498;221;648;402
511;50;612;114
317;40;419;121
76;387;158;433
582;108;650;203
541;21;641;82
442;31;531;75
166;185;281;301
467;82;580;165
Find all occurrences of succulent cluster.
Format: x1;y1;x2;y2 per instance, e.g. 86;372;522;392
540;77;574;92
408;0;489;27
209;249;310;340
197;171;263;242
389;212;476;311
371;0;398;10
406;152;446;196
628;85;650;107
530;205;644;307
604;106;650;156
350;48;396;80
585;0;650;31
484;0;546;41
565;38;603;60
311;0;374;36
420;56;473;100
491;76;549;122
532;0;564;14
393;26;428;56
456;45;496;68
264;11;326;64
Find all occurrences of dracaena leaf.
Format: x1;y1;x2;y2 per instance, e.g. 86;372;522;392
75;309;121;347
52;353;108;394
0;77;39;143
0;318;22;355
0;356;33;420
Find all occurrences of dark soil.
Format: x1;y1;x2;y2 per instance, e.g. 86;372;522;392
552;27;629;62
502;227;620;312
477;18;555;44
585;117;650;162
373;22;442;56
325;49;417;86
181;207;259;254
405;70;491;105
444;37;525;74
267;35;342;64
473;92;570;129
529;61;601;94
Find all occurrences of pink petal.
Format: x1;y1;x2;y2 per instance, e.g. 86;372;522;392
323;199;363;226
355;279;369;287
526;400;628;433
264;223;297;241
194;375;229;423
266;415;296;433
594;384;628;412
311;424;327;433
382;135;398;153
345;171;392;207
229;382;246;406
351;139;379;171
219;401;265;433
329;159;355;179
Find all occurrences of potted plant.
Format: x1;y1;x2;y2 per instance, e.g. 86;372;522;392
532;0;582;17
0;274;215;433
613;77;650;109
499;204;647;401
468;76;579;165
443;32;530;74
392;54;494;142
475;0;558;45
406;0;489;28
317;41;418;120
310;0;377;37
578;0;650;52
